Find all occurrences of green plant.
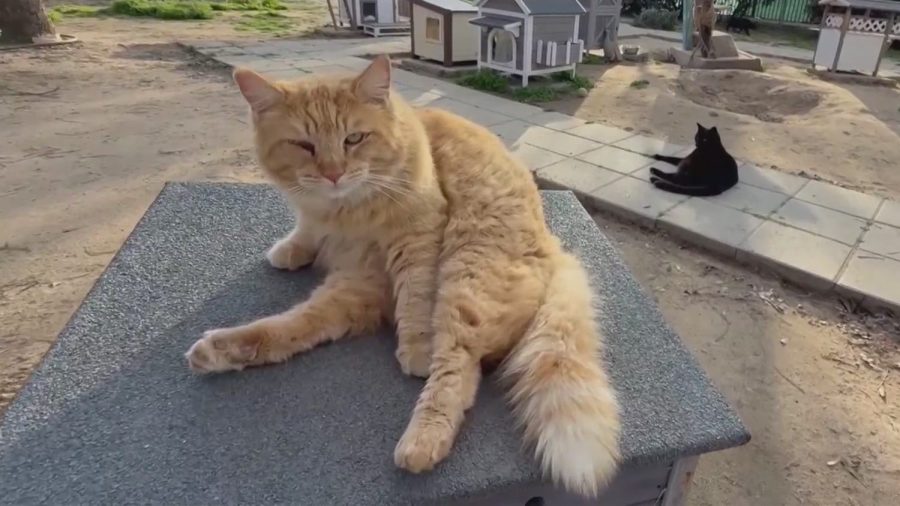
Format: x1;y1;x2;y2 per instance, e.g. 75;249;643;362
457;70;510;93
235;10;293;33
49;4;104;20
630;79;650;89
108;0;215;20
552;71;592;90
511;86;558;103
633;8;677;31
210;0;286;11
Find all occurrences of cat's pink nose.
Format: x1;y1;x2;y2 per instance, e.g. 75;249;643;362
323;171;343;184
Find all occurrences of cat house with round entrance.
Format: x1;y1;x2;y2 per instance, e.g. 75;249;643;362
469;0;587;86
813;0;900;76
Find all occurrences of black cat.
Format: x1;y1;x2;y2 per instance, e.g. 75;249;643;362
726;16;756;36
649;124;738;197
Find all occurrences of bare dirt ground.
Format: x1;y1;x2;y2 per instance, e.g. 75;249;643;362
549;58;900;201
1;8;899;506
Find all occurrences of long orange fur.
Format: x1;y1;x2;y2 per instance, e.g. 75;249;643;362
185;56;621;497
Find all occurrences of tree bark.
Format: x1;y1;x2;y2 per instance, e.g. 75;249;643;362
0;0;58;44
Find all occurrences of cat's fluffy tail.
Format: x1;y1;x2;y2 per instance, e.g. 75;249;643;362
501;253;620;498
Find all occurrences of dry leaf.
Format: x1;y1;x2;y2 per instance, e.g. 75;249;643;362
878;385;886;401
827;459;839;466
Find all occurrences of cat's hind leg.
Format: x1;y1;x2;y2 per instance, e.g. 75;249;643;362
652;154;683;165
649;167;678;181
651;178;724;196
186;266;389;373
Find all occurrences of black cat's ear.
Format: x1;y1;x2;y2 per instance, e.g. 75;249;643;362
696;123;705;132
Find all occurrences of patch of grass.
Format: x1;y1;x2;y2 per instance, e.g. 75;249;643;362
630;79;649;90
234;10;293;34
210;0;286;12
581;53;605;65
107;0;215;20
552;71;592;90
457;69;510;93
511;86;559;103
456;69;592;104
49;4;104;21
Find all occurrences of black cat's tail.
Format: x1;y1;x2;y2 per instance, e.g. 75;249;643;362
651;178;731;197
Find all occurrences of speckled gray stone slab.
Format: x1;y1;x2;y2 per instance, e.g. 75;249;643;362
0;183;749;505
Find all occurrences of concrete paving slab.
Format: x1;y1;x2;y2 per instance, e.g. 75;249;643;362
510;144;567;171
566;123;635;145
837;251;900;311
794;180;883;219
527;111;587;131
486;120;534;147
771;199;868;245
428;98;512;126
578;146;655;175
738;163;808;196
738;220;852;289
706;183;790;218
508;126;602;157
590;177;689;224
859;222;900;262
875;199;900;228
614;135;689;157
659;198;764;256
536;159;623;194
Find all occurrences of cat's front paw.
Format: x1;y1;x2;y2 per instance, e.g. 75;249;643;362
185;326;263;374
394;421;454;473
266;237;316;271
396;343;431;378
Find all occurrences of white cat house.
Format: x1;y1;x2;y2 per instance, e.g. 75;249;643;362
469;0;587;86
813;0;900;76
339;0;411;37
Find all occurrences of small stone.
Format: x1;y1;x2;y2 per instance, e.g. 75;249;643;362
780;339;788;346
576;87;589;98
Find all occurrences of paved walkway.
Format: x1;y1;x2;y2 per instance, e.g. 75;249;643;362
184;38;900;313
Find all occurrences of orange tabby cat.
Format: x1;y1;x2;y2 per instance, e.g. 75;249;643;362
185;56;620;497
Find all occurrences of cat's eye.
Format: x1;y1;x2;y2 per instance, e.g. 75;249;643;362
344;132;367;146
288;139;315;155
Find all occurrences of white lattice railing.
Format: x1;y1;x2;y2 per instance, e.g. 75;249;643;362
825;13;900;35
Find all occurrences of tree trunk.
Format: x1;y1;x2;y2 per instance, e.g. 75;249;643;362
0;0;58;44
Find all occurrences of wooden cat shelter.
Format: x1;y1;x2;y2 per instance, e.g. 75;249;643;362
0;184;749;506
813;0;900;77
411;0;479;66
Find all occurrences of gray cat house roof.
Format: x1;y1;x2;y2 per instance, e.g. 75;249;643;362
476;0;587;15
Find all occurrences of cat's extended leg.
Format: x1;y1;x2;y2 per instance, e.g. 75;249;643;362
649;167;679;181
394;334;483;472
266;221;320;271
384;222;445;378
652;154;683;166
651;178;724;197
186;267;388;373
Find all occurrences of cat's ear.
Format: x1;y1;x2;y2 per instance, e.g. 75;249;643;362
233;68;282;113
355;55;392;104
696;123;706;132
